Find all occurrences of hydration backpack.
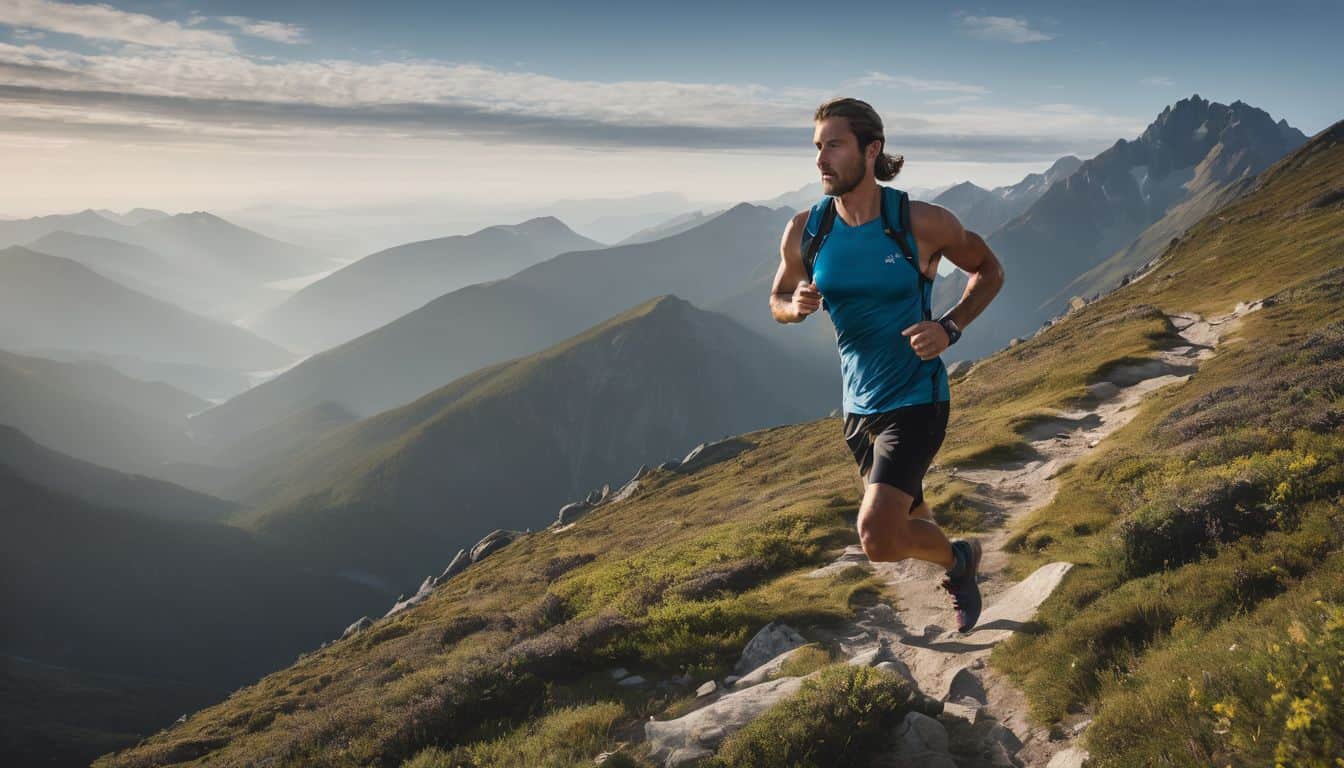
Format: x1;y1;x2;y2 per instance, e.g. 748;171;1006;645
800;187;929;317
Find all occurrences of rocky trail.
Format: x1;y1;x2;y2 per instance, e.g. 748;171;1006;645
639;301;1262;768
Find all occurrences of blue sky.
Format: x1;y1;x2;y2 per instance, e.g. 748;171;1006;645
1;0;1338;217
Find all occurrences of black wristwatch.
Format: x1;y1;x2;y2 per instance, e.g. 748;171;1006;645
937;316;962;346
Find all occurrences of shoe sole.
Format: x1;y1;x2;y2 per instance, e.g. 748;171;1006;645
959;538;984;633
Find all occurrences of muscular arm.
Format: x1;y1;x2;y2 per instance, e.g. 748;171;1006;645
915;202;1004;329
769;211;816;323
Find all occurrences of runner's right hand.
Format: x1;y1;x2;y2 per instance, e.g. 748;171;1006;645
793;280;822;319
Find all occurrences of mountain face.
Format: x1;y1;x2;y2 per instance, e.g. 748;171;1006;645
0;246;296;373
0;348;208;476
0;424;235;523
0;209;129;247
231;294;836;590
1;463;387;767
932;155;1084;236
189;203;810;446
942;95;1307;361
8;210;339;321
249;217;603;354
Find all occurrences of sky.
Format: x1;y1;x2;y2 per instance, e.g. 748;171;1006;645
1;0;1340;219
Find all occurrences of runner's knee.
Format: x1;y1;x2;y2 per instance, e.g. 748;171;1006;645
857;486;915;561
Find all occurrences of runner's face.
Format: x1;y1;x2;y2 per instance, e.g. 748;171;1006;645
814;117;870;196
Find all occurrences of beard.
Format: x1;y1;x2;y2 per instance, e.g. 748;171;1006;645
821;156;867;197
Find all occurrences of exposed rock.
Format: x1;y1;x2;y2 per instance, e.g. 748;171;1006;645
732;645;809;690
608;667;628;679
470;529;523;562
609;478;641;504
437;548;469;582
658;460;681;471
617;675;647;687
557;501;593;525
733;621;805;676
597;483;611;502
674;437;756;475
1047;746;1090;768
829;407;842;418
1069;296;1087;312
633;463;650;480
342;616;373;639
695;680;716;697
945;360;972;379
890;711;954;767
585;489;602;505
645;675;808;766
385;575;436;617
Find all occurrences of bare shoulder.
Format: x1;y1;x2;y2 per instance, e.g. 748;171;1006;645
909;200;959;233
780;209;810;250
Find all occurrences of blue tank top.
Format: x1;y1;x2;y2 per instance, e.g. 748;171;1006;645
810;186;950;414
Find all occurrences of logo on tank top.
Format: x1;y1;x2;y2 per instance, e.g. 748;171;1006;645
885;253;898;264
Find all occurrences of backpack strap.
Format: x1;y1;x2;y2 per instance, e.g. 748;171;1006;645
879;187;920;275
800;197;837;283
881;188;934;323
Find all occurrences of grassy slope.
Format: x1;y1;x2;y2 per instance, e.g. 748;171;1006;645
97;122;1343;768
987;121;1344;766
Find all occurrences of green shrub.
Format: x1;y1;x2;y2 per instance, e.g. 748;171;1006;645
710;664;933;767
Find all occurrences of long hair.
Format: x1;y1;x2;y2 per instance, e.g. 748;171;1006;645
813;97;904;180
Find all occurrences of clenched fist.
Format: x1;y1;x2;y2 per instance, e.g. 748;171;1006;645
792;280;822;320
902;320;950;360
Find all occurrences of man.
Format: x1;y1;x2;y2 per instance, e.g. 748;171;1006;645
769;97;1005;633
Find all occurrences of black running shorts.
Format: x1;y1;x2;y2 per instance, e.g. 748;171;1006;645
842;400;950;508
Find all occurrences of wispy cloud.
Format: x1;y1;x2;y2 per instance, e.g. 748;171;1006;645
959;15;1055;44
0;0;235;50
1140;75;1175;87
0;6;1140;164
847;71;988;95
216;16;307;45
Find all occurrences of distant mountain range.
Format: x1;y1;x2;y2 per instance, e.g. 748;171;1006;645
0;347;207;476
0;246;296;374
2;209;339;321
937;94;1307;360
189;202;826;446
248;217;603;353
227;294;836;590
930;155;1083;236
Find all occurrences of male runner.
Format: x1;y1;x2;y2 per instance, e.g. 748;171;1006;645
769;97;1005;633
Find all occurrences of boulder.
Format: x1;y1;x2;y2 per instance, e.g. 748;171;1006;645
438;549;469;582
732;645;809;689
633;464;650;480
470;529;523;562
890;711;955;767
645;675;807;766
658;460;681;471
945;360;972;379
675;437;755;475
609;478;640;504
341;616;373;639
557;501;593;525
733;621;806;676
1047;747;1090;768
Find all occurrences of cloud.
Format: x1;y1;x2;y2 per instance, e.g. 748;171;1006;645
1140;75;1175;87
847;71;988;95
217;16;308;44
0;0;234;50
0;37;1143;163
960;15;1054;44
11;28;45;41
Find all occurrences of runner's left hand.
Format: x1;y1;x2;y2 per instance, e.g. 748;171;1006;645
901;321;949;360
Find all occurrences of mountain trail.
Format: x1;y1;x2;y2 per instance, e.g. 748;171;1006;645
801;300;1262;767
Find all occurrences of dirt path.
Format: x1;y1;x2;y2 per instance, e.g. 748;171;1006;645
804;301;1262;767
